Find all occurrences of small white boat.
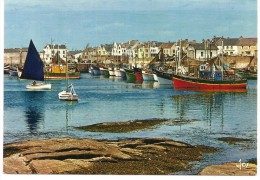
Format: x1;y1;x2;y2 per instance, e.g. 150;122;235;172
26;81;52;90
58;84;79;101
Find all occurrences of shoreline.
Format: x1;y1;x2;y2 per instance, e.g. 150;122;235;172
3;119;257;175
3;137;257;175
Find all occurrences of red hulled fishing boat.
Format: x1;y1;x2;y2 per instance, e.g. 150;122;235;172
172;64;247;91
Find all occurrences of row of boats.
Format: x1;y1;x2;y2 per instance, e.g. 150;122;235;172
7;39;249;104
89;62;248;92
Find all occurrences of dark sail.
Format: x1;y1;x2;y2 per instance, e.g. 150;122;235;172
20;40;44;81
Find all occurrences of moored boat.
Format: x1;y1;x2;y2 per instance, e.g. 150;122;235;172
172;64;247;91
58;83;79;101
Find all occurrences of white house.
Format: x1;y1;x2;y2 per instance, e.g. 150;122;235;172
150;46;159;58
215;38;240;55
187;42;218;61
42;44;67;64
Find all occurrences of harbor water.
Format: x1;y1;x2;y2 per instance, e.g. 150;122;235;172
3;73;257;174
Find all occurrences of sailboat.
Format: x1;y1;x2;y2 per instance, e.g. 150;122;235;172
58;52;79;101
20;40;51;90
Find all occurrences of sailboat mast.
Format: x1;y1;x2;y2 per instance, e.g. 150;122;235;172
66;49;68;89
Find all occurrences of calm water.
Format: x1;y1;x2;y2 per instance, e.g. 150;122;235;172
4;73;257;174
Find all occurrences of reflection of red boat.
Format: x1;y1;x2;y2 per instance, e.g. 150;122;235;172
172;74;247;91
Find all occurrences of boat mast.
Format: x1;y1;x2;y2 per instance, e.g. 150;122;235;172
221;40;224;80
66;47;68;91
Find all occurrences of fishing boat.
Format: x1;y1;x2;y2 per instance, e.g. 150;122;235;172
20;40;51;90
58;53;79;101
172;64;247;91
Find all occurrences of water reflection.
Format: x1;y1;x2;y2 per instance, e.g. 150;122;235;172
22;91;46;133
24;105;44;133
172;92;246;129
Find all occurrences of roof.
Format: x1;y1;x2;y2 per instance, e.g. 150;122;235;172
237;38;257;46
102;44;113;52
220;38;240;46
159;43;175;49
192;43;218;50
4;48;28;53
69;50;82;55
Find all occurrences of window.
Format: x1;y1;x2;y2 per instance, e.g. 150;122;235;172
201;52;203;57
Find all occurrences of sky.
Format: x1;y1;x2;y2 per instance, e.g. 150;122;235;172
3;0;258;51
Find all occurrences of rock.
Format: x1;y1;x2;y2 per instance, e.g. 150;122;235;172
199;162;257;175
4;138;217;174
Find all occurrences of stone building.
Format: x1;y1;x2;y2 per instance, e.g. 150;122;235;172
4;48;28;66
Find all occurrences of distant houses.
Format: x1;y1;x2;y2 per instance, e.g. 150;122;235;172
3;36;258;66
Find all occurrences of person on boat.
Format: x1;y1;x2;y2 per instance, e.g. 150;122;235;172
32;81;36;86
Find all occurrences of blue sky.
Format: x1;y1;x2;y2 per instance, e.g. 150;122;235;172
3;0;258;50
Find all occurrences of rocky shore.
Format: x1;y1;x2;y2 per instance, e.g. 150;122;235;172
4;137;217;174
3;119;257;175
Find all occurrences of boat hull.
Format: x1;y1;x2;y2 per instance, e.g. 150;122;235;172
126;72;136;82
9;70;18;76
115;70;122;77
135;72;143;82
58;90;79;101
109;70;115;76
157;76;172;85
103;70;110;77
26;83;52;90
45;72;80;79
153;74;158;82
120;70;126;79
142;73;154;81
153;69;173;85
172;74;247;90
